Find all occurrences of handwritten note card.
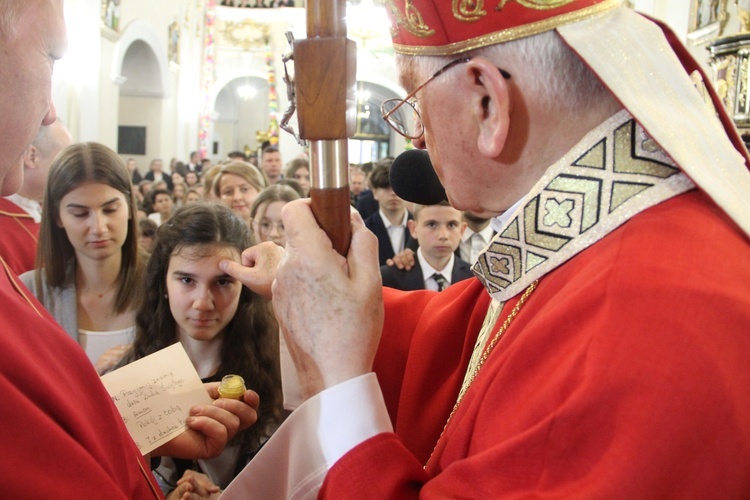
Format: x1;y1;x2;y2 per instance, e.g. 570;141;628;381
100;343;212;455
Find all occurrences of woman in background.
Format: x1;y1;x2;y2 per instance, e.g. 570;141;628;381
186;187;202;204
214;161;266;226
172;181;188;208
21;142;144;374
147;188;174;227
119;203;282;497
185;170;200;188
137;217;158;253
285;157;310;197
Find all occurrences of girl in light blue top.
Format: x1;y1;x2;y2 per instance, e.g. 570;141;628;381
21;142;144;373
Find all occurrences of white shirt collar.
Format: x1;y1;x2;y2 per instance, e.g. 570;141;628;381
461;221;494;243
417;247;454;285
378;208;408;229
5;194;42;223
491;196;526;234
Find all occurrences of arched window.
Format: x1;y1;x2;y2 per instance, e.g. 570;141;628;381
350;81;395;162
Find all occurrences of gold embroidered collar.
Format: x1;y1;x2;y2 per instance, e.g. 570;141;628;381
473;110;695;301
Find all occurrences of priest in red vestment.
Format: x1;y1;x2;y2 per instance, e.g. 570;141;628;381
0;118;72;276
222;1;750;497
0;197;39;275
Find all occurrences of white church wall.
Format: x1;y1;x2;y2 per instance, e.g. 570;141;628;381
53;1;750;170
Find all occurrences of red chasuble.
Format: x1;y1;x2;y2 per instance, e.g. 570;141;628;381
0;260;161;498
322;190;750;497
0;197;39;276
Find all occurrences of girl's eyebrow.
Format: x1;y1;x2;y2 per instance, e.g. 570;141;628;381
171;270;196;278
65;197;121;209
171;270;234;279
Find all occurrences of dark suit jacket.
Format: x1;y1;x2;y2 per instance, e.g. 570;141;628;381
174;163;188;178
186;162;203;175
380;257;474;291
355;190;379;220
131;170;143;186
364;211;414;266
144;171;174;192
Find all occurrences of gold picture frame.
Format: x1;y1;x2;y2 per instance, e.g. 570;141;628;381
688;0;729;45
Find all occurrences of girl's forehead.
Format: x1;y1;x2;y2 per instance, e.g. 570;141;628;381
171;243;239;261
264;200;286;212
62;181;125;200
257;200;286;217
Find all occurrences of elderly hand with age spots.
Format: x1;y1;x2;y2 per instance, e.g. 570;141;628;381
272;199;384;399
220;241;285;300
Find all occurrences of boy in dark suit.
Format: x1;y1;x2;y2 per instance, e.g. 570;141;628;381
363;159;414;265
380;201;473;291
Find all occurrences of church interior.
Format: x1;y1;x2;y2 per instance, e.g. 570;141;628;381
60;1;750;167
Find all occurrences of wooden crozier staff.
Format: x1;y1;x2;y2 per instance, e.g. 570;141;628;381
292;0;356;255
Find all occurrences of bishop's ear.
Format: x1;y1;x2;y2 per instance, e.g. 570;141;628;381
464;57;511;159
23;145;39;169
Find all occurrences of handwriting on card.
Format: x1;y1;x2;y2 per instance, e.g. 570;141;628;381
101;343;212;455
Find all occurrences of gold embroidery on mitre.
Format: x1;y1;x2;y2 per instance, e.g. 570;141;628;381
387;0;435;39
499;0;577;9
472;111;696;301
453;0;487;22
393;0;620;55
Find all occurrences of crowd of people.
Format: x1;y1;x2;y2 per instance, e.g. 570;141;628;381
2;117;460;495
124;147;412;257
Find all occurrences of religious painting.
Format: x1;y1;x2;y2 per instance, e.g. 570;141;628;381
688;0;729;45
168;20;180;65
101;0;121;32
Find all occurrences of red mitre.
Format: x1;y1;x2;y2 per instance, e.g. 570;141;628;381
387;0;621;55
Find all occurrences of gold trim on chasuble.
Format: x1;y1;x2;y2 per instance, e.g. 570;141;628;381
0;209;34;219
473;110;695;302
390;0;621;56
1;257;42;317
0;210;38;244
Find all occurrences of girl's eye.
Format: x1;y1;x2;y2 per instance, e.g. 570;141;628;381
179;277;194;285
217;278;233;287
72;212;88;218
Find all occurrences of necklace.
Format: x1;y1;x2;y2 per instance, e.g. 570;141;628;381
425;279;539;468
81;282;118;299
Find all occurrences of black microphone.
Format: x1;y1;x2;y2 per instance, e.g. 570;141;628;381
389;149;447;205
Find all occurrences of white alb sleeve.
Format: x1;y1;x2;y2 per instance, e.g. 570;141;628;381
222;373;392;500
